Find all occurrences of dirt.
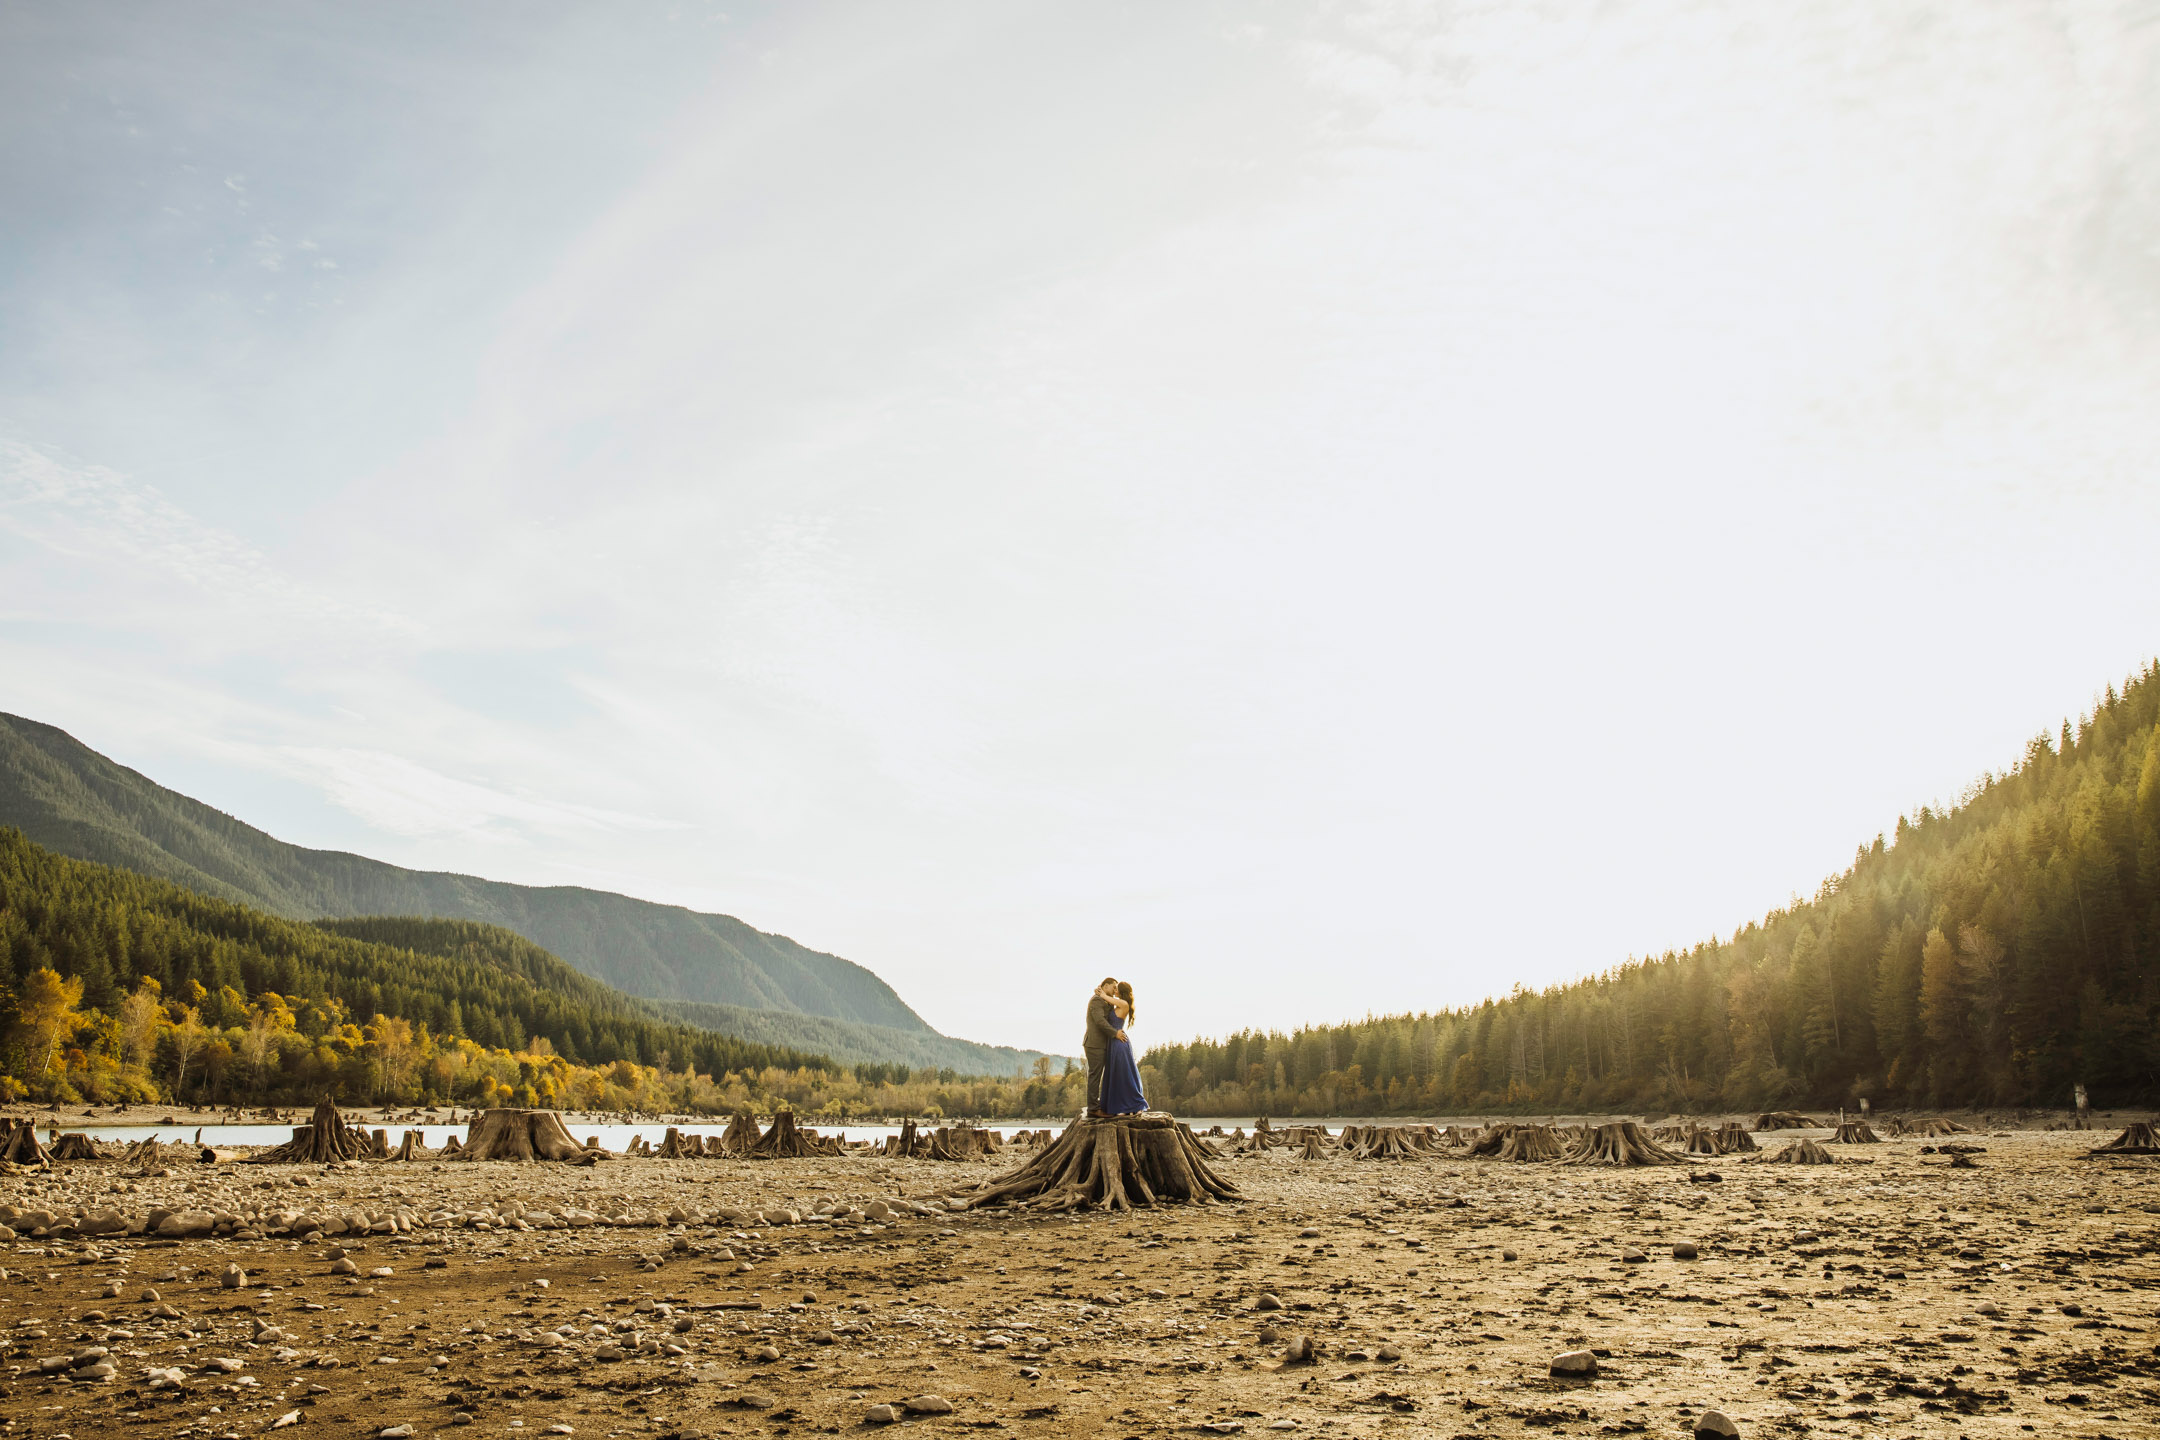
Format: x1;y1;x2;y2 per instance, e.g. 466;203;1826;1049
0;1126;2154;1439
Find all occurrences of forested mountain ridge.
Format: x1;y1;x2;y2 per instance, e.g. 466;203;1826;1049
0;713;926;1031
1143;660;2160;1116
0;829;834;1107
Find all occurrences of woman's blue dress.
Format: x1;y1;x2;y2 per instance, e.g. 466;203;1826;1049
1100;1014;1146;1115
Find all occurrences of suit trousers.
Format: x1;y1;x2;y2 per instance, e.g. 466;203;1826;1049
1083;1044;1109;1112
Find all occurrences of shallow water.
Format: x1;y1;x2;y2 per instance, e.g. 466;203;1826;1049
51;1120;1062;1148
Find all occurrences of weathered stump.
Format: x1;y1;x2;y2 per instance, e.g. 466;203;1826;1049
2087;1121;2159;1155
715;1111;761;1157
391;1130;432;1161
439;1134;463;1154
655;1127;694;1158
1755;1139;1838;1165
0;1119;51;1166
1496;1125;1568;1162
48;1132;105;1162
750;1110;816;1159
1562;1121;1685;1166
1297;1136;1330;1161
1713;1122;1757;1153
1753;1111;1821;1131
1831;1120;1880;1144
955;1113;1240;1213
1912;1118;1973;1137
452;1109;605;1163
887;1119;922;1158
246;1098;369;1164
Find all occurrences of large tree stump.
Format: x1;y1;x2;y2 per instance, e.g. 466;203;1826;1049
1562;1121;1686;1165
1911;1118;1973;1137
955;1113;1240;1213
750;1110;816;1159
247;1098;369;1164
1351;1126;1433;1160
1753;1111;1822;1131
1296;1135;1330;1160
452;1109;606;1163
391;1130;432;1161
886;1119;922;1158
1755;1139;1838;1164
1495;1124;1568;1162
1831;1120;1880;1144
716;1111;761;1158
1713;1123;1757;1153
655;1127;694;1158
48;1132;105;1162
2087;1121;2160;1155
0;1119;51;1165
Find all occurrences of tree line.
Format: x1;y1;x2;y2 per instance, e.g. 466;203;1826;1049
1142;661;2160;1117
0;830;1093;1117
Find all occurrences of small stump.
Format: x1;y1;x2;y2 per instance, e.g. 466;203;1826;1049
956;1113;1240;1212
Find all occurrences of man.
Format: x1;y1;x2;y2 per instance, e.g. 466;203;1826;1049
1083;977;1123;1119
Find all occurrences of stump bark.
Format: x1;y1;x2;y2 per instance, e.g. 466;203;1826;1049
48;1132;104;1162
955;1113;1239;1213
246;1098;369;1164
2087;1121;2160;1155
1562;1121;1685;1166
0;1119;51;1165
716;1111;761;1157
750;1110;816;1159
452;1108;605;1163
1756;1139;1837;1164
1492;1125;1567;1162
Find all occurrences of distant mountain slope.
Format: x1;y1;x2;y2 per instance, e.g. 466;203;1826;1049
641;997;1050;1076
0;712;924;1031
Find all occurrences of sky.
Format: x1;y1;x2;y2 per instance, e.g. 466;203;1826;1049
3;1;2158;1057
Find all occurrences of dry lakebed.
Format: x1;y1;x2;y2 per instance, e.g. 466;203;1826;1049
0;1123;2152;1440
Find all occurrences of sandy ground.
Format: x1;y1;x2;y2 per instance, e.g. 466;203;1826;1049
0;1124;2153;1440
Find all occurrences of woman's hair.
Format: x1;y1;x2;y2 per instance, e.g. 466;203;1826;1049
1116;980;1135;1020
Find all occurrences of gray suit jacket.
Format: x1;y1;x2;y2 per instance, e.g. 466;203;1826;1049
1084;993;1119;1052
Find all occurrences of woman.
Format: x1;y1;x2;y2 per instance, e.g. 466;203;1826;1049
1098;981;1147;1116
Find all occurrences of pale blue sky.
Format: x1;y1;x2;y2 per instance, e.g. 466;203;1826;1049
5;2;2158;1053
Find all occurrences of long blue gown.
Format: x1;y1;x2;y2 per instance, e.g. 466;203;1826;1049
1100;1013;1146;1115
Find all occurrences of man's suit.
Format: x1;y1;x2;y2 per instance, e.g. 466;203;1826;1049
1083;992;1120;1114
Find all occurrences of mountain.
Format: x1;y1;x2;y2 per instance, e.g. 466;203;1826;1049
0;829;834;1097
0;713;1055;1073
1145;659;2160;1115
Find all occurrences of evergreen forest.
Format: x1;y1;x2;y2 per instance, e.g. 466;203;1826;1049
1142;662;2160;1117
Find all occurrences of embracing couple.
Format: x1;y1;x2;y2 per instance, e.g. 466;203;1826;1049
1082;977;1145;1118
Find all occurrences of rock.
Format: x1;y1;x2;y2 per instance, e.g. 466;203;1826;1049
1501;1250;1517;1262
542;1427;574;1436
1375;1345;1401;1362
593;1344;625;1362
380;1428;415;1438
1621;1248;1647;1264
865;1404;900;1425
1298;1227;1320;1238
139;1287;161;1303
730;1391;776;1410
1255;1293;1284;1311
1977;1301;2002;1317
1550;1349;1598;1377
1257;1325;1282;1344
1693;1411;1740;1438
752;1343;781;1362
1282;1335;1316;1364
329;1258;357;1275
2061;1303;2083;1317
155;1210;216;1239
201;1356;244;1373
220;1264;246;1289
367;1266;393;1279
905;1396;955;1415
1673;1242;1700;1260
270;1413;302;1430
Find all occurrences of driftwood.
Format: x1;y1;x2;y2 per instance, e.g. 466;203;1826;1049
955;1113;1240;1213
452;1109;605;1163
1757;1139;1838;1164
197;1147;236;1165
2087;1121;2160;1156
0;1119;51;1166
749;1110;816;1159
1754;1111;1822;1131
1831;1120;1880;1144
245;1098;370;1164
1562;1121;1686;1166
48;1132;106;1162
